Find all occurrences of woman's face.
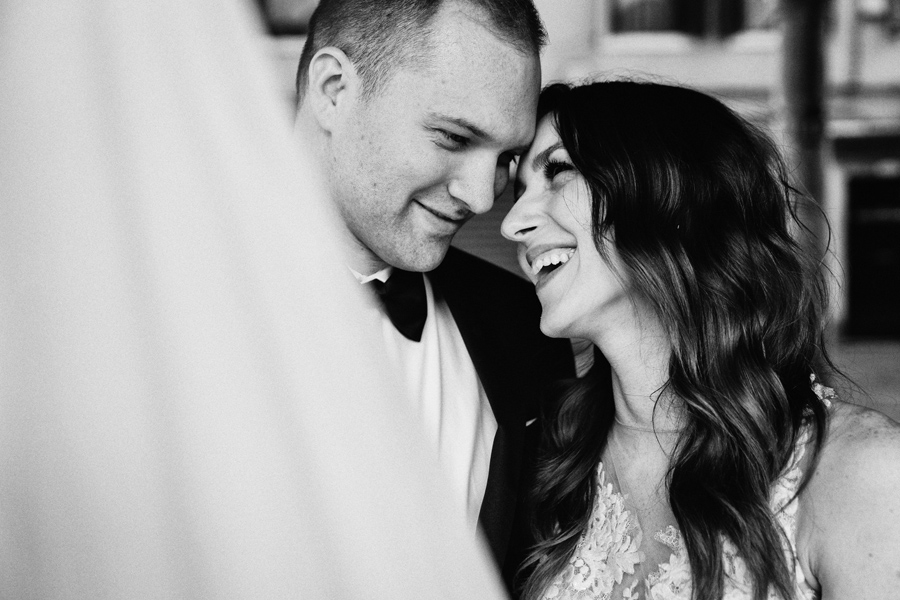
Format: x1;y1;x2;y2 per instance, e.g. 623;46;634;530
502;115;631;340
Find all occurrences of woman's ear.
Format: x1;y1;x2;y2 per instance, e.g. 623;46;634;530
304;46;356;133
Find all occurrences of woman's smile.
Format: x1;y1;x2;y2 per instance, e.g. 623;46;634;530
529;247;576;278
503;115;629;340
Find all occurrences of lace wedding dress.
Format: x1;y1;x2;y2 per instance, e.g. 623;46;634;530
541;382;835;600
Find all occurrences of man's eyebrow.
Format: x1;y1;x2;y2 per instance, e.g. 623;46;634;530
427;112;534;155
427;112;490;140
531;142;565;171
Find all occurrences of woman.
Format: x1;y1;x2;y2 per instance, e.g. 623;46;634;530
501;80;900;600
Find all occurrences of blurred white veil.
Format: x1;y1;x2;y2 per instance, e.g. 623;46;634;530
0;1;507;598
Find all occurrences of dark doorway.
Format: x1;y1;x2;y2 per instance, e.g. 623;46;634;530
846;175;900;337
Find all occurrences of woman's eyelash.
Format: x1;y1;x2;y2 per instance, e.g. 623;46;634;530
543;159;573;179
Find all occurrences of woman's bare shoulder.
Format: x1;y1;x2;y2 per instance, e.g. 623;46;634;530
823;400;900;456
808;400;900;497
799;400;900;598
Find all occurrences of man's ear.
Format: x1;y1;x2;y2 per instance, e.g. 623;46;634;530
304;47;356;133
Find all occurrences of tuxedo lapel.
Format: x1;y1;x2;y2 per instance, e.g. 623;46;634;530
477;421;523;564
428;248;575;590
429;251;528;564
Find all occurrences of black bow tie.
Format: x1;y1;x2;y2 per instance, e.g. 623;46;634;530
372;269;427;342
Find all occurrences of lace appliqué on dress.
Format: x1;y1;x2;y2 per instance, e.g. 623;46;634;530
644;527;691;600
542;469;645;600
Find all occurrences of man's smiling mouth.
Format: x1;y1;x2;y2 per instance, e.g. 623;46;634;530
415;200;470;224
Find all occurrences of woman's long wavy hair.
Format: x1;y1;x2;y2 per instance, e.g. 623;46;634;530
520;81;832;600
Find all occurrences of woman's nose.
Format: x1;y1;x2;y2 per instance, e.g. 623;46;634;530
501;194;538;242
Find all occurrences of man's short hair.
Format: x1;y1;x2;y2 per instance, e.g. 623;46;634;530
295;0;546;106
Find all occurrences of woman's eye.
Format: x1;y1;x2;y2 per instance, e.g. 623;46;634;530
543;159;573;180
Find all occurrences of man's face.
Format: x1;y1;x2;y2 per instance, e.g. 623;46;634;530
326;2;541;273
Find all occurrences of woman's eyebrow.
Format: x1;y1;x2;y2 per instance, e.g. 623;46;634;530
531;142;565;172
514;142;567;199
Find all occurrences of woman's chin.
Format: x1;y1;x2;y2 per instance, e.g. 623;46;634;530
539;311;573;340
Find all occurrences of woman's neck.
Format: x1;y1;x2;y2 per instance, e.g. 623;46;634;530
589;303;683;433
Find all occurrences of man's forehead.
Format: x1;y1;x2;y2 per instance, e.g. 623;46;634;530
425;0;539;74
431;0;537;54
386;3;540;150
417;61;539;147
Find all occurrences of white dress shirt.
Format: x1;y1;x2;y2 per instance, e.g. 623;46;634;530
355;267;497;529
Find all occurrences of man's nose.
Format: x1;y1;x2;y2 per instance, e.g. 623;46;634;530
447;159;500;215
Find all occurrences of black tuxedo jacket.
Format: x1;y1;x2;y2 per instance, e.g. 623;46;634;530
429;247;575;592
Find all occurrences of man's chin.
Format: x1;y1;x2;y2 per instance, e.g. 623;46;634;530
389;242;451;273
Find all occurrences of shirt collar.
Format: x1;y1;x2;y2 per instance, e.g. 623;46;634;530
349;265;392;285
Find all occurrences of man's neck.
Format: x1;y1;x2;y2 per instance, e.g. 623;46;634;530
332;223;388;277
346;248;388;279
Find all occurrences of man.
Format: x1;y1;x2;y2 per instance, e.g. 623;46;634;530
293;0;574;590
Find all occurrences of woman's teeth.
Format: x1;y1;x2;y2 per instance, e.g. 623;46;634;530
531;249;575;276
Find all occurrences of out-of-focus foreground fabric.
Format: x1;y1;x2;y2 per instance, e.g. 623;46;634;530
0;1;507;599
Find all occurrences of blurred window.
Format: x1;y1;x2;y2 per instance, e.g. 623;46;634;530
610;0;777;36
846;173;900;337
